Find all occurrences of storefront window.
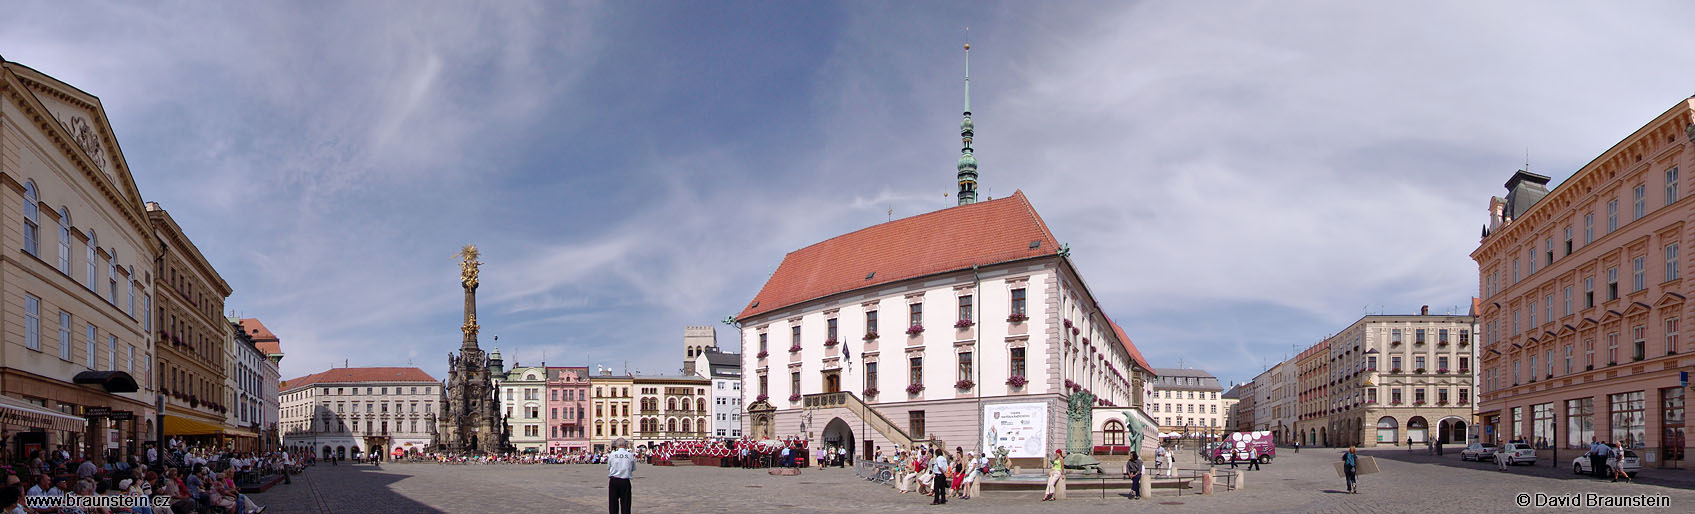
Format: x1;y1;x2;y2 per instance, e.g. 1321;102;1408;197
1610;391;1646;448
1531;403;1555;449
1566;398;1594;449
1662;387;1685;465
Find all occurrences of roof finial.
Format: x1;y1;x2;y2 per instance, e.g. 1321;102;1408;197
956;29;978;206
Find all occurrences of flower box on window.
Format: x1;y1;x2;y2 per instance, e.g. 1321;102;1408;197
755;394;769;402
905;383;925;395
787;394;801;402
1586;364;1595;370
1006;313;1028;323
1546;373;1554;379
862;332;879;341
1437;400;1448;406
1064;379;1076;390
953;319;974;329
822;338;839;347
756;351;768;359
1438;342;1449;348
1437;368;1449;374
954;379;974;390
862;388;878;398
1413;368;1426;374
1390;341;1401;347
1390;368;1402;374
1458;367;1470;373
788;344;803;353
1071;327;1080;336
906;324;925;336
1005;375;1027;388
1607;361;1617;366
1063;319;1073;328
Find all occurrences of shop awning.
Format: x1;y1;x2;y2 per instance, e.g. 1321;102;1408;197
72;371;139;393
0;395;86;433
224;428;258;439
163;415;224;436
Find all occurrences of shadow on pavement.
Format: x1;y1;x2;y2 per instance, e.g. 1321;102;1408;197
1357;448;1695;489
261;463;447;514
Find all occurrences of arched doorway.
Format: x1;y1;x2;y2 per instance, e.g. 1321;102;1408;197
1437;417;1467;444
822;417;856;459
1320;427;1327;447
1407;416;1429;443
322;446;332;459
1376;417;1399;444
336;446;347;459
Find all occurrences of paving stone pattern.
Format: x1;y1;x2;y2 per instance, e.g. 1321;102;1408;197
250;449;1695;513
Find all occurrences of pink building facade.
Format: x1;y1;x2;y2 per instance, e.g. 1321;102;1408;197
1473;98;1693;468
546;366;591;453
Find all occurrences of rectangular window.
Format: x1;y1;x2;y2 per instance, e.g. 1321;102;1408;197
1563;287;1572;316
1584;213;1594;244
107;336;115;371
1528;302;1536;327
58;311;71;361
1668;317;1680;355
909;303;923;328
1459;356;1469;372
1532;403;1556;447
790;371;800;398
957;352;972;383
24;294;40;351
1668;244;1681;281
1415;388;1426;404
1415;329;1426;344
826;318;838;341
1391;329;1402;344
1564;345;1572;374
957;294;972;323
1513;259;1520;282
1438;356;1449;371
1584;277;1595;308
1634;184;1647;220
1610;391;1646;448
1545;295;1553;322
865;310;877;336
1608;332;1619;364
1011;288;1026;315
1010;347;1026;378
1546;238;1553;266
85;324;95;369
865;362;877;392
1391;356;1402;372
128;280;135;317
909;411;926;439
1585;338;1594;368
126;345;133;371
1566;398;1594;449
1608;199;1619;232
1668;166;1680;205
1632;325;1646;361
1513;310;1520;334
758;333;767;353
791;326;801;347
1634;256;1647;291
1564;227;1573;255
909;356;923;387
1607;267;1619;300
1416;356;1427;371
1528;248;1537;274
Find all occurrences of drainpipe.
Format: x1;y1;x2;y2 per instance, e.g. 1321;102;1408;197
972;265;982;456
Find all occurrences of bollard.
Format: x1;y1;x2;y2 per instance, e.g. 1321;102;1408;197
1201;470;1214;495
1055;473;1068;500
1139;467;1152;499
1234;468;1245;491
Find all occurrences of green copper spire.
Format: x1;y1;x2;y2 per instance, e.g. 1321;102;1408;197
957;39;978;206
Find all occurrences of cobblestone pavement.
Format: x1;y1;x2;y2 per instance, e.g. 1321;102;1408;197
249;451;1695;513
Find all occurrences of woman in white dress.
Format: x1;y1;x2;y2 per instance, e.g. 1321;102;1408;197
959;452;978;499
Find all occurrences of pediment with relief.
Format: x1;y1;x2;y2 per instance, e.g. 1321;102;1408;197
35;94;111;176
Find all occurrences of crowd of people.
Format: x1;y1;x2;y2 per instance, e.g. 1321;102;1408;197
0;436;309;514
882;444;988;504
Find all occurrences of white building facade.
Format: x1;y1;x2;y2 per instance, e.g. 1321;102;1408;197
694;349;743;438
224;318;266;450
1150;368;1226;434
279;367;438;459
500;365;547;453
736;193;1154;463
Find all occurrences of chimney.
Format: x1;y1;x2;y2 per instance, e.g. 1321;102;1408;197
1420;305;1429;315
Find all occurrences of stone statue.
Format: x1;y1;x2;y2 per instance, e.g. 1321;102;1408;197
1066;390;1095;454
990;445;1011;478
456;244;481;288
1122;410;1144;454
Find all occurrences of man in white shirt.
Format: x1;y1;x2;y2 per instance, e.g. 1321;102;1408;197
606;438;637;514
928;449;949;505
24;476;58;498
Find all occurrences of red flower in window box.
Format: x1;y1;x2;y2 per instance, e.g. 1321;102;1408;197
862;332;879;341
953;319;974;329
755;394;769;402
1437;368;1449;374
1005;375;1027;388
756;351;768;359
905;324;925;336
788;344;802;353
905;383;925;395
1006;313;1028;323
954;379;974;390
1414;400;1426;406
862;388;878;398
822;338;839;347
787;394;801;402
1071;327;1080;336
1063;319;1073;328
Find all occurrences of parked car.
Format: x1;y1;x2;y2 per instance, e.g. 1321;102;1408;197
1205;431;1276;464
1501;442;1537;465
1460;443;1498;461
1573;449;1640;476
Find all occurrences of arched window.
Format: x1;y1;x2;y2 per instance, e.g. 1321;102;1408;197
21;182;39;256
682;418;691;433
668;419;677;433
697;398;706;412
667;398;676;411
56;208;70;272
86;230;97;290
108;248;118;303
1102;419;1126;445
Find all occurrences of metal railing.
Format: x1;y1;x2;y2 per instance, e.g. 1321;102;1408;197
855;460;898;485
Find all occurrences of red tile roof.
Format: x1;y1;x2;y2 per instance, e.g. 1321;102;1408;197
737;190;1060;320
282;367;436;391
1104;315;1153;373
238;318;282;356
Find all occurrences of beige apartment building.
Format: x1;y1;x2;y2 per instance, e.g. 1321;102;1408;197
1295;340;1329;446
588;371;633;453
1321;311;1478;448
1473;98;1695;468
148;202;234;445
1150;368;1225;434
279;367;439;459
2;59;160;459
631;375;710;449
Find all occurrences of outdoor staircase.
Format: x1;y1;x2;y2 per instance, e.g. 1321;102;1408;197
801;391;936;451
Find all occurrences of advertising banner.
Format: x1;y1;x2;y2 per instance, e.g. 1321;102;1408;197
982;402;1048;458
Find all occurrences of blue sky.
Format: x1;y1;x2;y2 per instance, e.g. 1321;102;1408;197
5;1;1695;387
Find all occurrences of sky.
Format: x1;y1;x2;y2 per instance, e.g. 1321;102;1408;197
4;1;1695;388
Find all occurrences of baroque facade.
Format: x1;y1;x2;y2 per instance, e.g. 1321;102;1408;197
500;365;547;453
1322;311;1477;448
1149;368;1225;433
544;366;590;453
439;245;504;454
1473;98;1695;467
279;367;438;459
